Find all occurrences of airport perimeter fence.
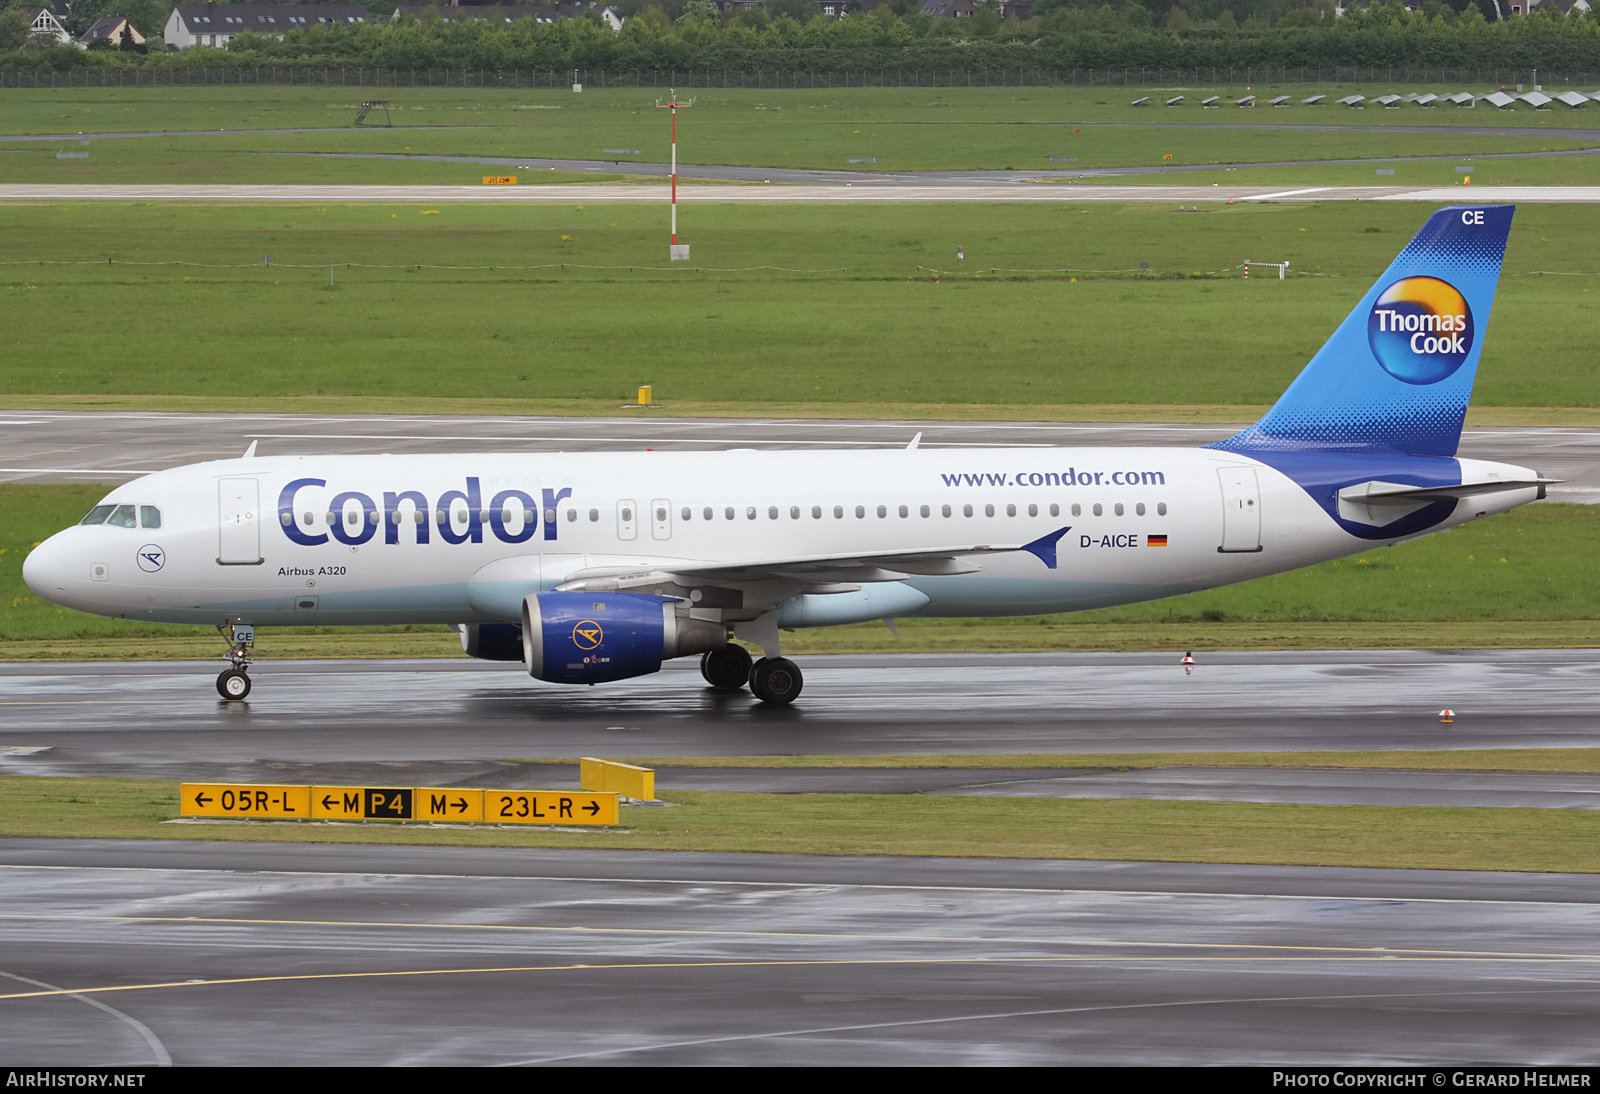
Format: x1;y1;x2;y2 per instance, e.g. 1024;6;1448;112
4;64;1600;91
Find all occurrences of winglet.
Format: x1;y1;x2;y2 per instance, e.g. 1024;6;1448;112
242;440;258;458
907;432;922;450
1020;526;1071;570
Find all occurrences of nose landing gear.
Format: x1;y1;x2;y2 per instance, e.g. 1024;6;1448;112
217;668;251;700
215;620;254;701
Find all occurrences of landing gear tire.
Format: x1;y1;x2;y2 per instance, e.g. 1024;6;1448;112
217;669;251;701
749;657;803;706
700;644;753;692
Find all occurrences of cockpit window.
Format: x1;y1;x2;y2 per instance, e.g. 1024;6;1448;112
106;504;138;529
80;504;114;526
140;505;161;529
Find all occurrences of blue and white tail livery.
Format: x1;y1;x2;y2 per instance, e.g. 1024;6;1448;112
23;205;1553;705
1217;204;1512;458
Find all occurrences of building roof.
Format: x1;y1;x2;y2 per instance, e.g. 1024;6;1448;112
171;4;377;33
390;3;619;23
80;15;147;44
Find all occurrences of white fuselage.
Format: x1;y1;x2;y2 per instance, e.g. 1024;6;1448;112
23;447;1539;630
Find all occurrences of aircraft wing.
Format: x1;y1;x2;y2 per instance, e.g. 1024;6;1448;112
556;526;1072;590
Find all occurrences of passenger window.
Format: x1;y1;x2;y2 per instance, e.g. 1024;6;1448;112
725;507;735;520
1114;503;1124;516
681;507;691;521
1006;503;1017;517
746;506;757;520
107;504;138;528
80;504;113;526
140;506;161;529
834;506;843;519
703;507;712;521
984;504;995;518
1072;504;1082;517
768;506;778;520
1158;502;1168;516
876;505;886;518
1050;503;1059;517
812;506;822;519
942;504;952;517
620;506;633;522
589;509;599;522
1093;503;1103;517
1027;503;1037;518
790;506;800;519
855;505;865;519
963;504;973;517
898;505;908;518
567;509;577;522
1136;502;1146;516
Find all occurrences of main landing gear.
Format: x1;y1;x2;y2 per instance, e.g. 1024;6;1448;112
699;644;803;706
215;620;253;701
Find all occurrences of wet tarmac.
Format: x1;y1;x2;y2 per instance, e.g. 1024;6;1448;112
1;841;1597;1066
1;652;1596;788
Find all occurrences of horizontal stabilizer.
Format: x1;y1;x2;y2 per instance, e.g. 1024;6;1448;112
1345;478;1557;503
1337;476;1555;526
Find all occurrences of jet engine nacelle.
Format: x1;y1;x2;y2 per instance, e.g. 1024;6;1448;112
521;591;728;684
458;623;525;662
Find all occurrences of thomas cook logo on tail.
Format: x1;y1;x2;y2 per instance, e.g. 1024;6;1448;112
1367;276;1474;385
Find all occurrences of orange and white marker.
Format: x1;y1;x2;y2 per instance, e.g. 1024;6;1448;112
1181;652;1196;665
1439;709;1456;723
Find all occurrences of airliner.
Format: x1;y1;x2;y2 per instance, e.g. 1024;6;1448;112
23;205;1549;705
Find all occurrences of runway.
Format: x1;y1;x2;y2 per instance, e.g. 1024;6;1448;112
2;411;1596;501
3;182;1600;203
1;840;1596;1065
252;142;1600;183
2;652;1597;786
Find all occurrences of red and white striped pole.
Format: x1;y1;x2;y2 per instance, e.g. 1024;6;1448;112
656;89;694;260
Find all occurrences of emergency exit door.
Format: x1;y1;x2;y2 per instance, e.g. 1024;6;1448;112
1217;466;1263;553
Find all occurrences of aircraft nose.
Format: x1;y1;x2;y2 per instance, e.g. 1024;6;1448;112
22;534;68;601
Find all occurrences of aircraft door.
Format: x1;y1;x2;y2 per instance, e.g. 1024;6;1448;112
218;477;263;565
1217;466;1263;553
616;499;638;541
650;498;672;540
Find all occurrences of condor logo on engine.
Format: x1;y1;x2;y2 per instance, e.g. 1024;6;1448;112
572;620;604;650
1367;276;1474;386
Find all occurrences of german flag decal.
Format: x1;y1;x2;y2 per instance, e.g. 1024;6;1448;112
1147;534;1168;547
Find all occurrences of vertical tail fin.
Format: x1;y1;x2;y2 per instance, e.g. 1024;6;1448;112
1212;205;1514;458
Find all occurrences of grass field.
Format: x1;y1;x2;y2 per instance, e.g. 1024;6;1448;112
597;751;1600;772
4;483;1594;654
3;773;1597;871
5;86;1600;174
2;201;1598;410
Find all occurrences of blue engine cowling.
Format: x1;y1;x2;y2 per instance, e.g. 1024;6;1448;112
521;591;727;685
458;623;525;662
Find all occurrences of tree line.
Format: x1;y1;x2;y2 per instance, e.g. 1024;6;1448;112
5;1;1600;74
